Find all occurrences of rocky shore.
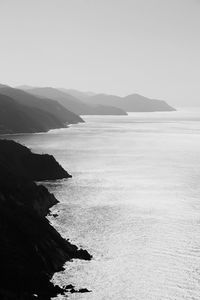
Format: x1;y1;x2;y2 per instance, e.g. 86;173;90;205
0;139;92;299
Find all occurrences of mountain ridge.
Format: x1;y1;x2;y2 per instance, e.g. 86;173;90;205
0;85;84;134
20;86;128;116
80;92;176;112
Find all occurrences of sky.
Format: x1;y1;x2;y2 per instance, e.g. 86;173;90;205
0;0;200;106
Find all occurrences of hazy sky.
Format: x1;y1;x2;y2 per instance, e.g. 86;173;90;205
0;0;200;106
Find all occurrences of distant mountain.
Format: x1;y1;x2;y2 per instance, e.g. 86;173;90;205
24;87;93;115
0;85;83;126
20;87;127;116
81;93;176;112
16;85;175;113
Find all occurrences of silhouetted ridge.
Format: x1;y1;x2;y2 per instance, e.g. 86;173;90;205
17;85;175;114
0;139;91;299
80;92;176;112
0;85;83;134
21;86;127;115
0;93;64;133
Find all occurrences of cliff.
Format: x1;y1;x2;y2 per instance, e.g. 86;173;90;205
0;139;91;299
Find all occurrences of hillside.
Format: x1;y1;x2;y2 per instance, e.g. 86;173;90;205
0;93;64;134
0;85;83;127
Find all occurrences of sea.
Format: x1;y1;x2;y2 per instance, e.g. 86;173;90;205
7;109;200;300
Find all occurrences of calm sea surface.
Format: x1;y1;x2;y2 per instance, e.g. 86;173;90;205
8;110;200;299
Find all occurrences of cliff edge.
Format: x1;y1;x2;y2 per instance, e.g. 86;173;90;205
0;139;91;299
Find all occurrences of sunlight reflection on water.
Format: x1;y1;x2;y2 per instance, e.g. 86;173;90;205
8;110;200;300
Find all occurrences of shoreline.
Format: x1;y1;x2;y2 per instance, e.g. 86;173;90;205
0;139;92;299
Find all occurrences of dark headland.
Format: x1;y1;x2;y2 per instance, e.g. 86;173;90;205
0;139;92;299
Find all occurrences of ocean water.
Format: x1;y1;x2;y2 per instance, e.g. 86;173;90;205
9;109;200;300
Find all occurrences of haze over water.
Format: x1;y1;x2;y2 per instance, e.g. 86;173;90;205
11;110;200;299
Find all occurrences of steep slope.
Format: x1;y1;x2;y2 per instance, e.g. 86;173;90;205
0;93;64;134
23;87;127;115
0;139;91;299
82;93;176;112
0;85;83;125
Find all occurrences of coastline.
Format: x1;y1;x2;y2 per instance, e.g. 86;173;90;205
0;139;92;299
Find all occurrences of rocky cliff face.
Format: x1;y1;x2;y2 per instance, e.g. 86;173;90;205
0;139;91;299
